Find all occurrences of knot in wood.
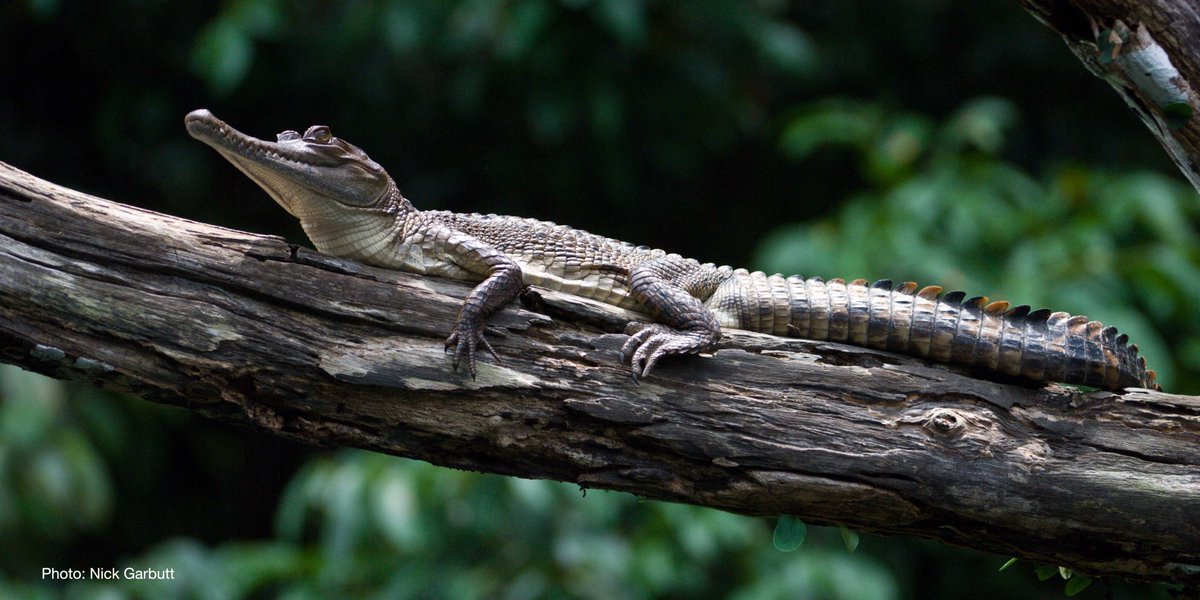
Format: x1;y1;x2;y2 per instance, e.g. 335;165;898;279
923;407;972;437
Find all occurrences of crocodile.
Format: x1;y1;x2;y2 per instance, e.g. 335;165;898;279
184;109;1160;392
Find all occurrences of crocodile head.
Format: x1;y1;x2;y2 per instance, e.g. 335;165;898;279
185;109;395;216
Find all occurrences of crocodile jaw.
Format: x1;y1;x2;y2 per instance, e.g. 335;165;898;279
185;109;393;216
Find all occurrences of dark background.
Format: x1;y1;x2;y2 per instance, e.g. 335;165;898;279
0;1;1194;598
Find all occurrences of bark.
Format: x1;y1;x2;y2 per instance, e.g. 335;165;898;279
0;162;1197;586
1019;0;1200;191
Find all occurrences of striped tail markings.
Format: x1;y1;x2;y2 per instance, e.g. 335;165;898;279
718;271;1158;391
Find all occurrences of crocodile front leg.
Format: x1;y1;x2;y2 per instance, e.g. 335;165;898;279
620;257;724;380
441;231;525;378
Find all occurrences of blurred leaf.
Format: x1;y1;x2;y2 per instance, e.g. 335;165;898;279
74;388;131;457
116;538;231;600
1;365;62;447
941;96;1017;154
840;525;860;553
191;20;254;97
320;457;369;566
58;431;113;527
218;541;313;596
1124;173;1197;245
780;100;883;160
448;0;504;51
1035;565;1060;581
189;0;281;96
226;0;282;35
496;0;552;60
1064;575;1093;596
593;0;647;47
867;115;930;181
372;470;420;552
773;515;807;552
26;448;73;526
998;557;1018;572
0;368;113;543
382;2;428;56
753;20;816;75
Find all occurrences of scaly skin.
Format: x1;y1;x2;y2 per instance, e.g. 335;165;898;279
185;109;1159;391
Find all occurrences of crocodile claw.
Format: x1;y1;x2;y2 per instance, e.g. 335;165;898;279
620;322;712;382
445;324;502;379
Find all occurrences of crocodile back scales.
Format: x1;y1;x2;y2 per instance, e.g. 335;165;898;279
707;270;1159;391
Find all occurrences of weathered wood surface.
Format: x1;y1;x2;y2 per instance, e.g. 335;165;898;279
0;161;1197;585
1019;0;1200;192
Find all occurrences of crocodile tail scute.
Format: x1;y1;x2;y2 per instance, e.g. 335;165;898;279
888;280;1157;391
880;280;1159;391
716;271;1159;391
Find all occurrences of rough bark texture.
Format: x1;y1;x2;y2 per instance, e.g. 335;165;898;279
0;162;1198;586
1019;0;1200;191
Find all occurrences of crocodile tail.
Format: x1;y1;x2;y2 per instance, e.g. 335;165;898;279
716;271;1158;391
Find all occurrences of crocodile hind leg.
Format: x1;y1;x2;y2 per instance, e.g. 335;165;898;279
620;257;724;380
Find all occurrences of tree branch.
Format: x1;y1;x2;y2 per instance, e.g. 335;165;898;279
1019;0;1200;191
1;162;1197;585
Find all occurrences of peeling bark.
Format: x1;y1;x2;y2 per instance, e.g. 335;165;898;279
0;162;1198;585
1019;0;1200;191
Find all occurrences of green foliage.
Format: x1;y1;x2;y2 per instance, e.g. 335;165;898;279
35;451;895;599
1036;565;1060;581
1064;574;1093;597
191;0;284;97
0;366;113;560
772;515;807;552
840;526;860;553
1027;565;1095;597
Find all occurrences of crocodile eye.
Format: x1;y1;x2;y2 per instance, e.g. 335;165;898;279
305;125;333;143
276;130;300;142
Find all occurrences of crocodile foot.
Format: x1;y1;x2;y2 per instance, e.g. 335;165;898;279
445;323;504;379
619;322;713;382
